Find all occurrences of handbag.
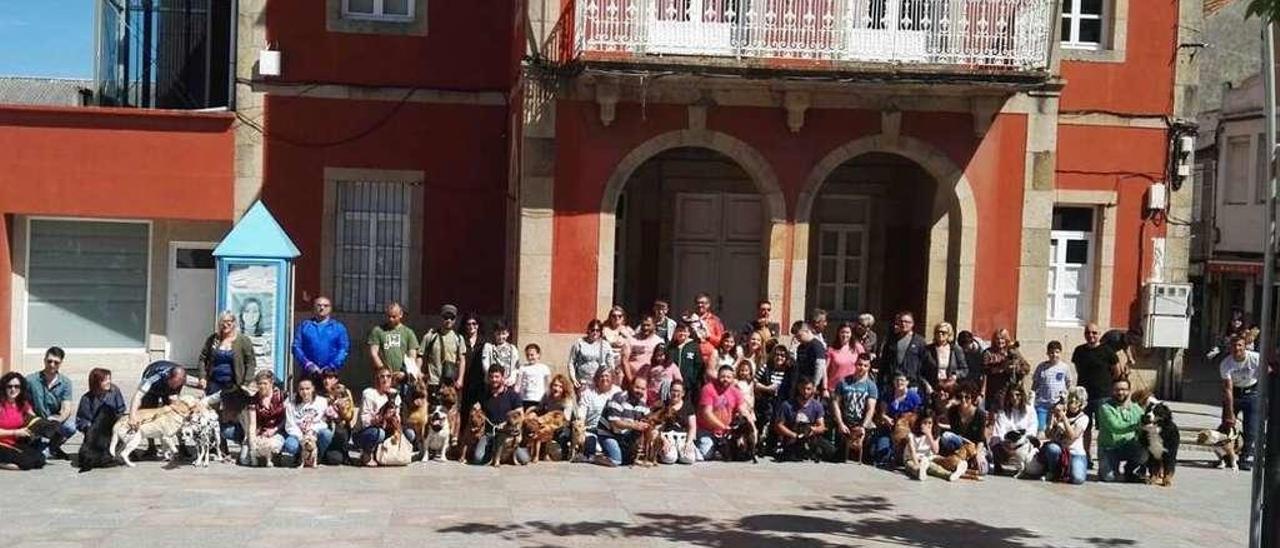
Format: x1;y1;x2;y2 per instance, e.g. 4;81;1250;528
376;432;413;466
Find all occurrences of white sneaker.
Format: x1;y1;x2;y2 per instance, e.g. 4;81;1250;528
948;460;968;482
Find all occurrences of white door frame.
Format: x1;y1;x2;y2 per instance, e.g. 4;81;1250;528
166;241;218;360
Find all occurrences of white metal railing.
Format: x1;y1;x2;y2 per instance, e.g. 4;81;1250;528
574;0;1053;70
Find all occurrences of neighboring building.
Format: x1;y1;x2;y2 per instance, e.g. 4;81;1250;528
0;77;93;107
1192;0;1271;349
2;0;1201;389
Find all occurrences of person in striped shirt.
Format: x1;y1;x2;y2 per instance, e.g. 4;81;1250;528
595;376;653;467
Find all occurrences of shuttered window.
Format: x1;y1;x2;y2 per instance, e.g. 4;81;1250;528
26;219;149;348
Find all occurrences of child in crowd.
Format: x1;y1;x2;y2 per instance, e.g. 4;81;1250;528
513;344;552;410
903;412;966;481
1030;340;1073;436
645;346;683;407
734;359;756;413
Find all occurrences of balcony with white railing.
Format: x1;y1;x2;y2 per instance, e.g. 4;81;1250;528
544;0;1055;74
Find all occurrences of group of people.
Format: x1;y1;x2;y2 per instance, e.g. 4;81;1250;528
0;291;1213;485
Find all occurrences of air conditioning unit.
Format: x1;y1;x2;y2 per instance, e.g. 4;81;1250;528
1142;282;1192;348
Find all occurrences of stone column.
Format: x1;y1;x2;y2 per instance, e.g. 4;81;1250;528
234;0;269;218
1015;92;1060;353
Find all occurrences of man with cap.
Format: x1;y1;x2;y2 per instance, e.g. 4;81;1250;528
421;304;468;403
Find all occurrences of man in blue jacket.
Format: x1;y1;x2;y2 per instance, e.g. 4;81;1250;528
292;296;350;390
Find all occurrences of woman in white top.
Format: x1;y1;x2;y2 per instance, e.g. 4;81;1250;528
285;377;333;462
1039;386;1090;484
741;331;768;374
713;331;743;371
903;412;966;481
568;319;615;390
989;385;1040;475
355;367;404;466
602;306;634;369
481;321;520;384
576;367;621;460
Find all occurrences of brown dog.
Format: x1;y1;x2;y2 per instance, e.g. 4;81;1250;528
329;383;356;428
524;410;567;462
568;418;587;461
633;407;670;467
405;377;431;453
457;403;486;463
844;426;867;464
491;409;525;467
438;385;461;455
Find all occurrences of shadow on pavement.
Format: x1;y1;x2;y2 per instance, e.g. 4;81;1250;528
437;494;1140;547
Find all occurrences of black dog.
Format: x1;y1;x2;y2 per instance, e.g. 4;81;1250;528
77;406;122;472
1138;401;1178;487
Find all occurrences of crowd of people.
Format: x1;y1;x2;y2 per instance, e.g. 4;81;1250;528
0;292;1257;483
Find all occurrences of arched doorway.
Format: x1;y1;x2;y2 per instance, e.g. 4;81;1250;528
613;147;766;330
805;153;938;324
793;134;978;330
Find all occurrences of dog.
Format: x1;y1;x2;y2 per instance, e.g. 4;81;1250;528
180;407;222;467
997;430;1039;477
405;377;431;455
844;426;867;464
490;409;526;466
632;407;670;467
1139;401;1179;486
300;434;319;468
424;404;452;461
329;383;357;428
110;396;198;467
523;410;566;463
568;418;587;461
458;403;486;463
248;434;282;467
78;405;122;472
1198;424;1244;471
438;385;462;457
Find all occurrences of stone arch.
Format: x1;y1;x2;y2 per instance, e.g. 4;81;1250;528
597;129;788;319
791;134;978;330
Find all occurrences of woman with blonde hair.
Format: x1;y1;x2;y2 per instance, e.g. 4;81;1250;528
201;311;256;445
981;328;1029;411
923;321;967;397
533;374;579;460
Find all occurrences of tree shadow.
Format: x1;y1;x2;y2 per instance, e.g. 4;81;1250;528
436;494;1140;548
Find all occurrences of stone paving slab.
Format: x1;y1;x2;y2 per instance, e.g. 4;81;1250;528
3;454;1250;548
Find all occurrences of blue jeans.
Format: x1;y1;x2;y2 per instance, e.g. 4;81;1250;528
597;433;638;465
1035;404;1052;433
311;428;335;456
695;432;718;461
1234;388;1258;459
354;426;416;452
1040;442;1087;484
470;433;530;465
1099;440;1147;482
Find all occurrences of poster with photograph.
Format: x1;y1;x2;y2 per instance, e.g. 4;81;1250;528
227;263;277;372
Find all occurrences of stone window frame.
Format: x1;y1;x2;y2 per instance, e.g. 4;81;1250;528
1059;0;1128;64
321;168;426;316
1046;191;1118;331
327;0;428;36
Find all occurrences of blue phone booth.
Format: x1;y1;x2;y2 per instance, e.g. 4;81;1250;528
212;201;300;382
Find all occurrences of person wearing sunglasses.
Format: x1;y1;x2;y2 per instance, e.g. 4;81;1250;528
25;347;77;460
291;296;350;392
1071;322;1121;466
0;371;44;470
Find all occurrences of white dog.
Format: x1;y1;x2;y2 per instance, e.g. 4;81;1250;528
424;405;452;462
1198;426;1244;471
110;396;199;467
181;407;223;467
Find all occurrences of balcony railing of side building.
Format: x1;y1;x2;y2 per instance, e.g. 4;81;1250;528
537;0;1054;73
95;0;234;109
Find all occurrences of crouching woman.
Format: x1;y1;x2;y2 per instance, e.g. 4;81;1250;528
1038;386;1090;484
239;370;300;467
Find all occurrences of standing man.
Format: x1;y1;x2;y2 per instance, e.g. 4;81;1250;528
1220;335;1261;469
742;300;780;346
832;354;878;462
25;347;75;459
875;311;927;393
793;324;829;392
652;299;678;344
670;324;706;398
421;304;467;402
1071;322;1122;466
291;296;350;390
368;302;420;382
809;308;830;344
1097;378;1146;482
685;292;725;366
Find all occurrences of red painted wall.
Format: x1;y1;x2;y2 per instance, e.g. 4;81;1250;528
547;100;1028;335
1056;124;1169;327
0;105;236;372
0;105;236;220
265;1;521;91
263;95;511;316
1059;0;1179;115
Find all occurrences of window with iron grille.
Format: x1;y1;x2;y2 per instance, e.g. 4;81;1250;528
333;181;413;314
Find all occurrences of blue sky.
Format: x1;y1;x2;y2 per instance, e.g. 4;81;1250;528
0;1;95;78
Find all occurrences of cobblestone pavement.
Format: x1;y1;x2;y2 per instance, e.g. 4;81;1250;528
5;448;1249;548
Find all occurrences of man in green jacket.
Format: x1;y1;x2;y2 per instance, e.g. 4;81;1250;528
1097;378;1147;482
